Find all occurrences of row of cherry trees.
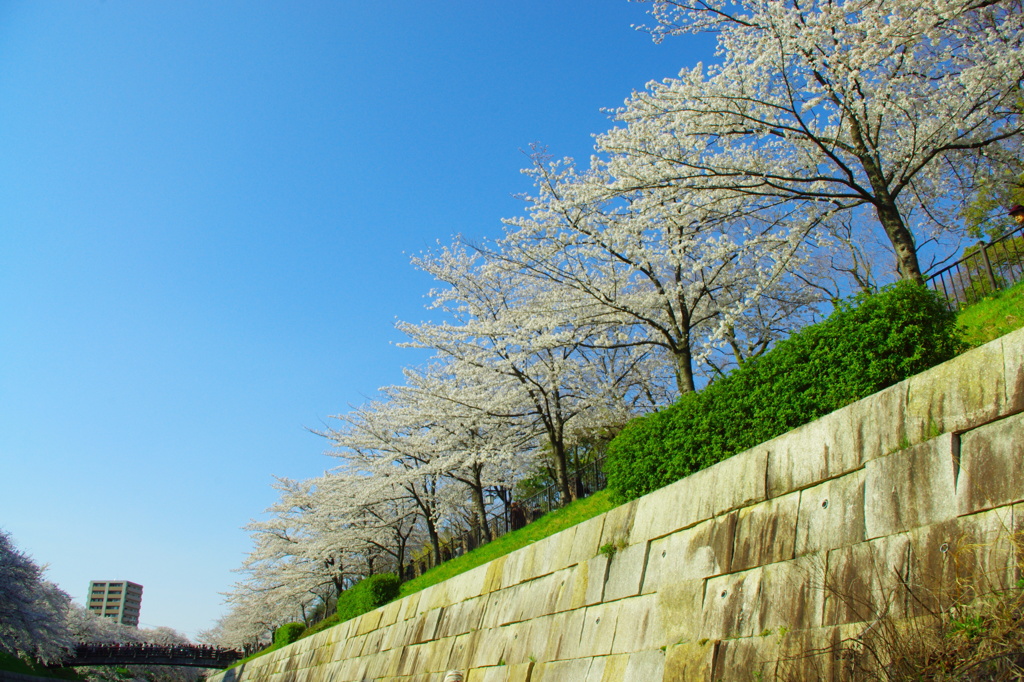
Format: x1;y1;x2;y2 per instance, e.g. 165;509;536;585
210;0;1024;650
0;529;199;682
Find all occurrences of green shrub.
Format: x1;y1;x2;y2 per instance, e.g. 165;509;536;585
302;573;401;639
273;622;306;647
605;281;964;502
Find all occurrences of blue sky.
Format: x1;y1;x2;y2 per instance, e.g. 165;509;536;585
0;1;714;638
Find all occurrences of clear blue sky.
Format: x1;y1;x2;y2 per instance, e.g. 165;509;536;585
0;1;713;639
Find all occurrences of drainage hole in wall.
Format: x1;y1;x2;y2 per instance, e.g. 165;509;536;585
662;550;667;558
821;499;829;509
721;590;728;598
940;542;949;554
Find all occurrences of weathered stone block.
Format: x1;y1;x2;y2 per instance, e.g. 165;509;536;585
465;625;510;669
958;412;1024;516
824;533;911;626
528;658;594;681
598;499;638;548
865;434;958;539
575;602;619;658
609;593;663;654
546;607;586;661
501;618;544;666
631;447;768;543
1003;327;1024;414
583;553;609;606
795;469;866;556
565;515;604;567
480;555;506;595
701;557;823;640
602;541;648;602
732;492;799;572
766;382;908;499
906;507;1017;617
905;340;1006;442
551;563;588;613
664;640;716;681
446;562;489;604
642;513;735;595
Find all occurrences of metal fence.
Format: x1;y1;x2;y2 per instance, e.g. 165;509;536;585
927;224;1024;309
406;456;608;578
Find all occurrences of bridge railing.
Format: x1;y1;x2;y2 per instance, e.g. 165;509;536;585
58;642;243;669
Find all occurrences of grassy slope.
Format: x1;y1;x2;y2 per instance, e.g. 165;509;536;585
956;279;1024;347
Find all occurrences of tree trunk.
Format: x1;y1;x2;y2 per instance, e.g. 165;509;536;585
470;466;491;541
874;200;924;284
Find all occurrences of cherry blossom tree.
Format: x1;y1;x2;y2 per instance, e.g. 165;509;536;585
398;244;671;501
615;0;1024;282
0;529;72;663
496;150;816;393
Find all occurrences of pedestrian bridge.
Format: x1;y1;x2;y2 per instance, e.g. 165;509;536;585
58;643;243;669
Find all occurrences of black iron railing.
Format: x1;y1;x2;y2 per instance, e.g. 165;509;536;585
927;225;1024;310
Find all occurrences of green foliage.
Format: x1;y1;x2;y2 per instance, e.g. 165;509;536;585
0;652;83;680
273;622;306;647
606;282;965;502
302;573;400;639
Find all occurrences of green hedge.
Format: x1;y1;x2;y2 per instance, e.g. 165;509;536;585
303;573;401;638
605;281;965;502
273;622;306;647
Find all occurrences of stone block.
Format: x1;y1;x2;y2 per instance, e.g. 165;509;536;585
958;412;1024;516
465;625;511;669
447;630;481;672
447;562;489;604
528;532;569;579
643;513;735;595
905;340;1006;442
795;469;866;556
481;555;507;595
906;507;1017;616
529;658;594;682
576;602;619;658
865;434;958;539
409;607;445;645
609;593;663;654
551;563;588;613
824;533;911;626
379;599;402;629
631;446;768;543
702;557;823;640
354;607;384;637
593;654;628;681
598;499;638;548
436;598;485;640
478;585;520;630
766;382;908;499
713;626;839;681
424;636;458;674
659;573;708;643
1003;326;1024;414
603;541;649;602
583;553;610;606
565;515;604;566
732;492;799;572
664;640;717;681
398;589;422;622
501;619;541;666
545;606;586;661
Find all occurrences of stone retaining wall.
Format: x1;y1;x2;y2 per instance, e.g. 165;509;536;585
212;327;1024;681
